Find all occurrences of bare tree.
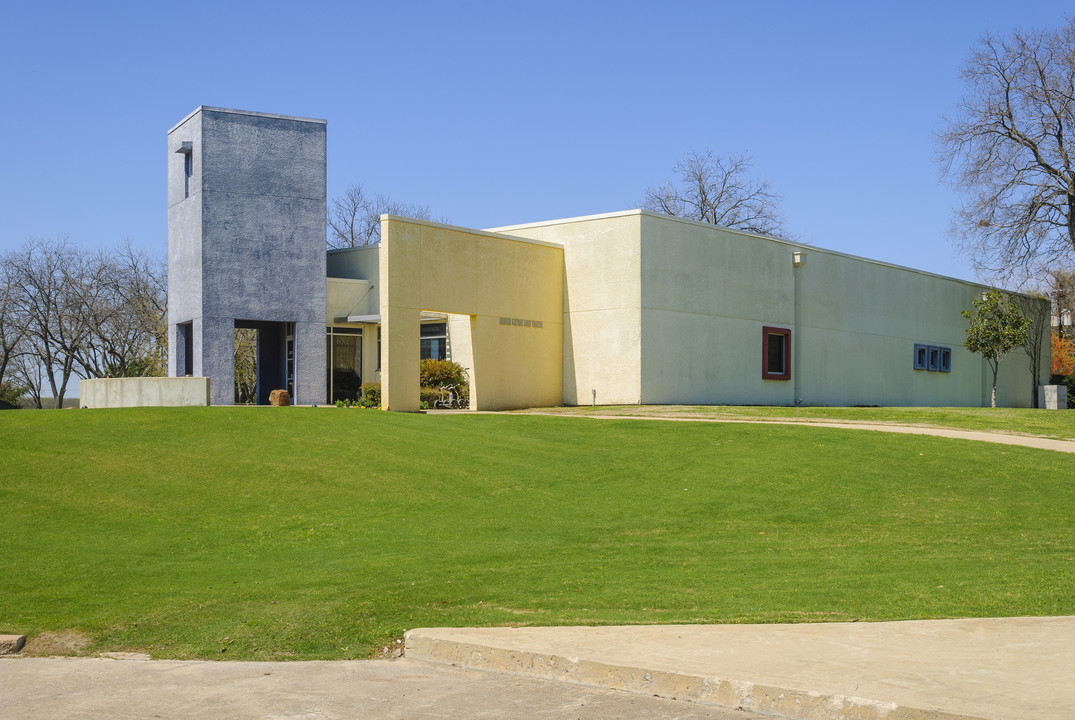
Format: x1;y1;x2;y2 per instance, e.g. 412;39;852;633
938;20;1075;281
5;237;111;409
12;353;44;409
74;240;167;378
0;259;24;393
1015;292;1051;406
328;183;434;248
643;151;790;237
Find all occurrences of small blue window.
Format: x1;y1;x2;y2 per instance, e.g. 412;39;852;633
914;343;952;372
927;345;941;371
913;343;928;370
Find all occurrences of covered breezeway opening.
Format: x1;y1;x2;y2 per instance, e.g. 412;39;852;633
379;216;564;412
234;320;295;405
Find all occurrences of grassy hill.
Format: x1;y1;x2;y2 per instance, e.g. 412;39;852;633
1;407;1072;660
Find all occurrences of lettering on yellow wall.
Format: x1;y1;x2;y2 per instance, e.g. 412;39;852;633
499;317;544;329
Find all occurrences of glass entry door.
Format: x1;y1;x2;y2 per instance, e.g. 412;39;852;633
327;327;362;403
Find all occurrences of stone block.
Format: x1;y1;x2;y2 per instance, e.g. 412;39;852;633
0;635;26;654
269;389;291;406
1039;385;1068;410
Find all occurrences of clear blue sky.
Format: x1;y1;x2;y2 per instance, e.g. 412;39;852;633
1;1;1070;283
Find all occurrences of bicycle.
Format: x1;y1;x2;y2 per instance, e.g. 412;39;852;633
435;368;471;410
435;383;462;409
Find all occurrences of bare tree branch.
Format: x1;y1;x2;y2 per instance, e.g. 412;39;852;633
5;237;99;408
938;19;1075;282
327;183;434;248
643;151;790;238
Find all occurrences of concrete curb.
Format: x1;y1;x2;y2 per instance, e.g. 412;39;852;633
0;635;26;655
404;631;984;720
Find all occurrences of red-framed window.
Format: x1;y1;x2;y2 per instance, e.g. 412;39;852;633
762;326;791;380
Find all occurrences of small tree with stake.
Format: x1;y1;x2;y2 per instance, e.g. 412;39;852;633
962;290;1031;408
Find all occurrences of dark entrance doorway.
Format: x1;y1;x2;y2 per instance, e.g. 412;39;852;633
234;320;294;405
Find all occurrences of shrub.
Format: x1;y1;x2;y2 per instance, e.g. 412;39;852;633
0;381;27;409
419;359;466;388
1050;373;1075;409
360;382;381;408
420;386;447;406
1052;333;1075;376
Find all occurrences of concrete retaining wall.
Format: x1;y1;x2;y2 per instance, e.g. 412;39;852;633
81;377;210;408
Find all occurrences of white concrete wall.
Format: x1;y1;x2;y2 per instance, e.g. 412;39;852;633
81;377;210;408
496;210;1045;409
490;212;643;406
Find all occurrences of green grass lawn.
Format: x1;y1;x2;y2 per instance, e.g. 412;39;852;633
1;407;1072;660
532;404;1075;439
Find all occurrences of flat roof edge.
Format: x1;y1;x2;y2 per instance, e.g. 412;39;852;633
637;210;1039;296
168;106;327;134
489;208;1032;296
486;209;644;233
381;215;565;249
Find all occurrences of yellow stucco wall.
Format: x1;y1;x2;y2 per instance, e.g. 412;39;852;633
380;216;564;411
490;212;643;405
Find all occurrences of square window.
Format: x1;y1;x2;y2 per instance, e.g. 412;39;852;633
762;326;791;380
927;345;941;372
913;343;928;370
914;343;952;373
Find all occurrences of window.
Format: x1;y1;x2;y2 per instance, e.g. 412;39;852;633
420;322;447;361
913;343;928;371
913;343;951;373
176;141;193;199
285;322;295;397
762;326;791;380
939;347;952;373
928;346;941;372
326;326;362;403
184;152;193;198
177;322;193;376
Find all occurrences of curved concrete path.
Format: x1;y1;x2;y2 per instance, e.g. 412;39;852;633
520;410;1075;454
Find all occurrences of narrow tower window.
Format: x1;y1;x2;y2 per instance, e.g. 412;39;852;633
176;142;194;199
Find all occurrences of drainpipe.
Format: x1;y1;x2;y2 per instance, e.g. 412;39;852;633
792;251;806;405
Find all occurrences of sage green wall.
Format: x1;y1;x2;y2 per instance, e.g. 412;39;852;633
637;212;1044;407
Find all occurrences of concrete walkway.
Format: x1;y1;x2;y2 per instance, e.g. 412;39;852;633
0;655;760;720
521;410;1075;454
405;616;1075;720
3;617;1070;719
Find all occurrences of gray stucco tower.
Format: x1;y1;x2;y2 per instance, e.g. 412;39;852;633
167;107;328;405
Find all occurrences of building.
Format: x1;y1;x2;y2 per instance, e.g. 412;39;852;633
167;107;1049;410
